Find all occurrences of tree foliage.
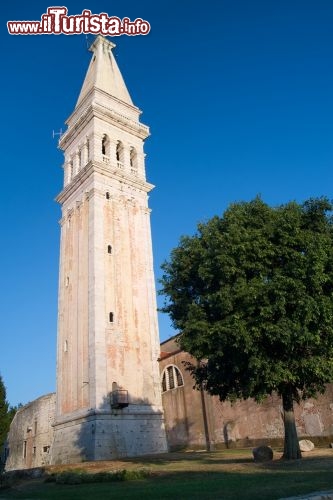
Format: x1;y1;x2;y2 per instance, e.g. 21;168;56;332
160;197;333;459
0;375;16;452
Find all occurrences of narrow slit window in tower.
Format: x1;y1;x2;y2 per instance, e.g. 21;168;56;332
107;245;112;254
109;312;114;323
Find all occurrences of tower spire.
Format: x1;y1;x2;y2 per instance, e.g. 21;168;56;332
76;35;133;107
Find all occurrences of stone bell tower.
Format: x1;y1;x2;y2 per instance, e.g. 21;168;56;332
51;36;167;464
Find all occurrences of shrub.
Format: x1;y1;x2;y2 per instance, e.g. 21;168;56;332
47;468;151;485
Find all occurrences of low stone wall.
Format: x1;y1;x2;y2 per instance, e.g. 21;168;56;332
5;393;56;471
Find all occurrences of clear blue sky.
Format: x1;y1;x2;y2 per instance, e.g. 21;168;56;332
1;0;333;407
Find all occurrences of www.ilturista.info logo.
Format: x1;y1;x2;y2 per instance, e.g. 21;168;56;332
7;7;151;35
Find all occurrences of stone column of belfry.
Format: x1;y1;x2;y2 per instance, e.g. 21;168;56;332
51;35;168;464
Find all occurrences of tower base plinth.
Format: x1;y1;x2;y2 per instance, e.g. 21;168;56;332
51;408;168;465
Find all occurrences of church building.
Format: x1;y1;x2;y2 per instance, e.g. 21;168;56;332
160;336;333;451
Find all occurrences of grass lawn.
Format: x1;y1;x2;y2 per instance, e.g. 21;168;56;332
1;448;333;499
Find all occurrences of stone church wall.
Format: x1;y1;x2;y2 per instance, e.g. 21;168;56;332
4;393;55;471
160;337;333;450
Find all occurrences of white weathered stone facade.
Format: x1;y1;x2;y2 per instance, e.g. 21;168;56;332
4;36;167;470
50;36;167;463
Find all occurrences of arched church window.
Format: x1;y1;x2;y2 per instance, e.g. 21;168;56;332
176;367;183;387
167;366;175;389
106;192;110;199
161;365;184;392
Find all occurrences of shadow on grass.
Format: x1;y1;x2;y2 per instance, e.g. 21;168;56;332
117;450;255;467
199;457;254;465
1;464;333;500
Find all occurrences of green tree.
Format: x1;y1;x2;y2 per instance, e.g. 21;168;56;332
160;197;333;459
0;375;16;452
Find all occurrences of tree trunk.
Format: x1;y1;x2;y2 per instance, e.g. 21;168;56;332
282;389;301;460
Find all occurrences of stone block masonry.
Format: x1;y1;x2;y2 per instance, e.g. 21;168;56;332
5;393;55;471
